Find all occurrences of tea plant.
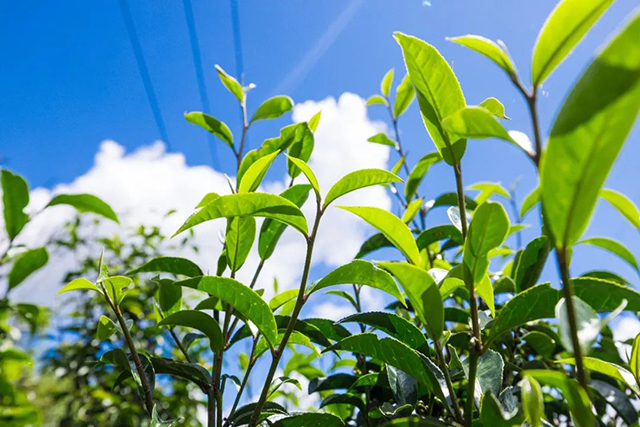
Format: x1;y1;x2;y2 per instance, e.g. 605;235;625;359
4;0;640;426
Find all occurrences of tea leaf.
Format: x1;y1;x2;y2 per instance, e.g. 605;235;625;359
1;169;29;240
184;112;234;148
251;96;293;123
324;169;402;208
8;247;48;291
47;194;119;223
448;35;517;79
159;310;223;353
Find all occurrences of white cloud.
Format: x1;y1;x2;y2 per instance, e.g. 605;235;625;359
2;93;391;313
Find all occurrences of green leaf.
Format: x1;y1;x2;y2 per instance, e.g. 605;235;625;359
271;413;344;427
325;333;449;405
196;192;220;208
269;289;298;312
128;256;203;277
286;123;315;179
513;236;551;293
402;199;423;224
338;311;427;349
600;188;640;229
1;169;29;240
416;225;462;250
432;192;478;211
557;357;639;394
97;315;119;340
520;186;540;219
284;155;320;197
381;68;394;98
226;217;256;271
367;95;388;106
250;96;293;123
387;364;418;406
324;169;402;208
258;184;312;260
469;182;510;205
159;310;223;352
448;35;517;79
238;151;279;193
308;110;322;132
368;133;396;147
540;14;640;249
215;64;244;103
339;207;420;265
480;393;522;427
7;247;48;291
395;32;467;165
573;277;640;311
525;370;594;427
591;379;639;425
532;0;614;86
355;233;392;259
479;97;509;120
463;202;510;284
184;112;234;148
307;260;404;304
393;73;416;118
102;276;133;305
442;106;515;144
378;262;443;340
256;330;320;358
173;192;308;237
631;333;640;381
154;278;182;315
177;276;277;347
578;236;638;270
58;277;101;295
151;405;178;426
463;349;504;398
47;194;119;223
521;375;545;427
405;153;442;201
309;373;356;393
268;376;301;398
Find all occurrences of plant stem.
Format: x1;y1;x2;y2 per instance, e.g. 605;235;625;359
464;352;479;426
556;248;590;391
226;259;265;343
453;163;468;240
224;336;259;427
246;200;323;427
169;327;193;363
434;338;463;424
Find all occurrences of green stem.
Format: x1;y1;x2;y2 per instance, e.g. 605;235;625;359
464;352;479;426
224;336;259;427
434;339;463;424
246;200;323;427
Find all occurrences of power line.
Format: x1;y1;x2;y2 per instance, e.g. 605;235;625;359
182;0;219;168
118;0;172;151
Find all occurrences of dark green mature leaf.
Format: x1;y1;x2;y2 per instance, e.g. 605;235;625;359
307;260;404;303
1;169;29;240
159;310;223;352
463;202;510;284
573;277;640;311
355;233;392;258
377;262;443;340
338;312;427;349
309;373;356;393
591;379;639;425
128;256;203;277
226;217;256;271
259;184;312;260
432;192;478;210
340;207;420;265
325;333;449;405
368;133;396;147
600;188;640;229
228;402;287;426
151;405;178;426
513;236;550;293
463;349;504;397
396;32;467;165
271;413;344;427
238;151;278;194
393;73;416;118
480;393;522;427
526;370;594;427
97;315;118;340
532;0;614;86
405;153;442;200
442;106;515;144
173;193;308;237
387;365;418;406
448;35;517;79
320;393;365;410
479;97;509;120
8;247;48;291
215;64;244;103
416;225;461;250
250;96;293;123
177;276;277;347
578;236;638;270
540;14;640;249
184;112;234;148
47;194;118;223
558;357;639;393
324;169;402;208
154;278;182;315
382;417;450;426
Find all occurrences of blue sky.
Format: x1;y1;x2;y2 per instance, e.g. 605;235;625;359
1;0;638;284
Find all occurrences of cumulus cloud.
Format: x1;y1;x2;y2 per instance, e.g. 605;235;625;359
2;93;391;312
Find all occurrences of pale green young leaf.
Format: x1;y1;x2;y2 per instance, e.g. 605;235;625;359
393;73;416;118
540;14;640;249
442;106;515;143
630;333;640;381
377;262;443;340
8;247;48;291
469;182;510;205
367;95;388;106
284;155;320;197
600;189;640;229
520;186;540;218
214;64;244;103
405;152;442;201
184;112;234;148
102;276;133;305
47;194;119;223
196;192;220;208
307;259;404;304
339;206;420;265
368;133;396;147
513;236;551;293
402;199;423;224
256;330;320;358
58;277;101;295
238;151;279;193
324;169;402;208
557;357;639;394
226;217;256;271
177;276;277;347
1;169;29;240
338;312;427;349
479;97;509;119
154;278;182;315
173;193;308;237
286;123;315;179
448;35;517;79
521;375;545;427
269;289;298;312
577;236;638;270
308;111;322;132
395;32;467;165
97;315;119;340
532;0;614;86
159;310;223;353
381;68;394;98
250;96;294;123
477;274;496;316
